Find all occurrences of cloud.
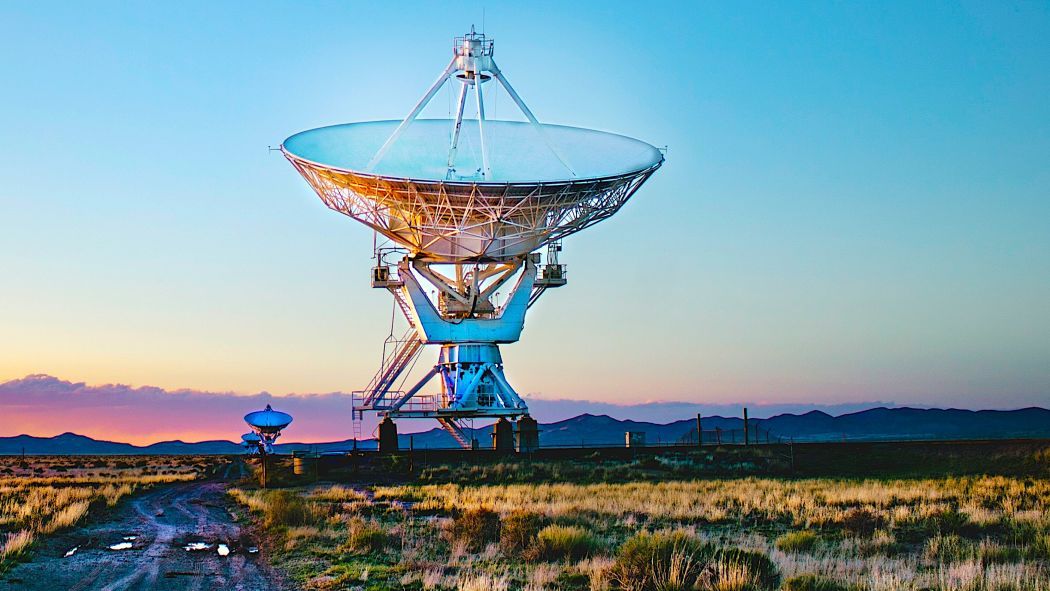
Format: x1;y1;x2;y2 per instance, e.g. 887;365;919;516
0;374;903;445
0;374;356;445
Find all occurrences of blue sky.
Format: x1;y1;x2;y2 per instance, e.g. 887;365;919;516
1;1;1047;410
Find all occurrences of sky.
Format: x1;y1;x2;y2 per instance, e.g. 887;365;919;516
1;2;1048;441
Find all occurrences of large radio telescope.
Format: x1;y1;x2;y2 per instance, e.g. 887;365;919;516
283;29;663;448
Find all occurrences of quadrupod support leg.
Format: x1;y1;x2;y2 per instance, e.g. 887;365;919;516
383;342;528;419
360;256;553;449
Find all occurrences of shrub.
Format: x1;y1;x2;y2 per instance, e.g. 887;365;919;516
346;519;391;554
527;525;597;562
263;490;313;528
702;548;779;591
925;508;973;537
555;571;591;590
775;531;819;553
696;558;759;591
1031;533;1050;561
445;508;500;552
834;508;882;536
610;532;779;591
501;510;549;555
896;509;975;543
924;534;973;562
782;574;849;591
857;529;902;557
610;530;710;591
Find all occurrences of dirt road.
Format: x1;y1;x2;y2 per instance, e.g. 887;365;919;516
1;482;291;591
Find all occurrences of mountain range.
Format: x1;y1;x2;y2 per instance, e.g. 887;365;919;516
1;407;1048;454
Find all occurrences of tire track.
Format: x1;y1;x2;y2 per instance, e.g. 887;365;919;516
0;481;289;591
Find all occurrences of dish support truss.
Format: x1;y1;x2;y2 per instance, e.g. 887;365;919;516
352;253;565;448
283;158;661;262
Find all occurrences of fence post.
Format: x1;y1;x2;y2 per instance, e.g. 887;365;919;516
743;407;750;446
696;413;703;447
715;427;722;445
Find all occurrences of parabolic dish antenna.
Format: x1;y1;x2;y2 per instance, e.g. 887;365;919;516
241;432;262;454
283;119;661;262
244;404;292;456
282;28;663;448
244;404;293;434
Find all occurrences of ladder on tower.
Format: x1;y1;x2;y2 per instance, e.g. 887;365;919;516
351;391;364;442
389;288;416;329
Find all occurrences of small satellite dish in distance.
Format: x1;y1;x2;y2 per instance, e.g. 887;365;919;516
244;404;293;435
244;404;293;456
241;432;262;454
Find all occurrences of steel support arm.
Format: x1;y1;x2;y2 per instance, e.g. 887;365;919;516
491;64;577;178
368;57;458;172
446;81;470;176
389;365;441;411
474;70;492;178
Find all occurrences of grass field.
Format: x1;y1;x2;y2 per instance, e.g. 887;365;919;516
230;472;1050;591
0;455;221;572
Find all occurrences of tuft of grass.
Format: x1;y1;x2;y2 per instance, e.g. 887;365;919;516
528;524;597;563
41;500;89;534
309;485;368;503
1;530;34;561
697;557;760;591
705;548;779;591
782;574;850;591
833;507;883;536
775;530;819;553
652;542;703;591
345;518;392;554
610;530;709;591
456;572;509;591
610;531;779;591
500;510;548;556
262;490;314;528
444;508;500;553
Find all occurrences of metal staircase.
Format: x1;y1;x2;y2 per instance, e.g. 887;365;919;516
352;275;427;440
437;417;471;448
364;330;423;406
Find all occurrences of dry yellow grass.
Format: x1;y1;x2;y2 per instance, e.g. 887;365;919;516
0;530;34;561
234;476;1050;591
374;476;1050;531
